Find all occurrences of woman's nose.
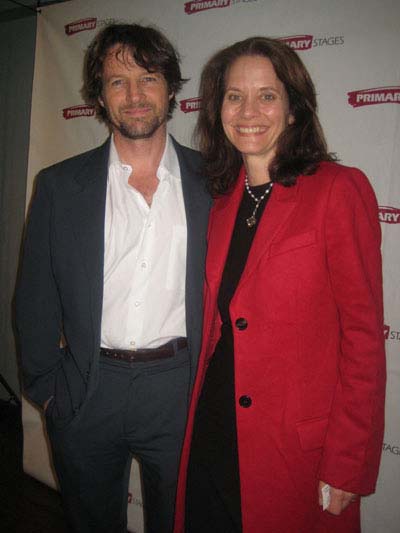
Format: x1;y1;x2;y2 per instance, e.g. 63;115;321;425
241;96;258;117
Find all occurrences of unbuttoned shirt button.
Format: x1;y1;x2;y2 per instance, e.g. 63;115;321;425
235;317;248;330
239;395;252;408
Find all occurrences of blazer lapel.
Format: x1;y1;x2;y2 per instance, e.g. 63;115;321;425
67;139;110;344
172;138;211;365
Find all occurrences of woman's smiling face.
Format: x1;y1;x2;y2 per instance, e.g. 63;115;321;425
221;54;294;167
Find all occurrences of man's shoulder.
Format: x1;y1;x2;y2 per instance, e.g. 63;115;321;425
173;140;200;159
39;139;109;182
170;136;204;174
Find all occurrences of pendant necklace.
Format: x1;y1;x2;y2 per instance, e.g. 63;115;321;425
244;174;273;228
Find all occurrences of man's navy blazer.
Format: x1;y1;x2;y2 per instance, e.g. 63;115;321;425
16;136;211;423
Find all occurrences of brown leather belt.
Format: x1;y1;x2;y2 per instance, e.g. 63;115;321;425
100;338;187;363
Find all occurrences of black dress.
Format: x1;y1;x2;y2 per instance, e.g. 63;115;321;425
185;183;272;533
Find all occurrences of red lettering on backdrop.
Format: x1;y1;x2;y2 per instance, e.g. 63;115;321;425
278;35;313;50
348;87;400;107
62;105;95;120
65;18;97;36
180;97;202;113
184;0;231;15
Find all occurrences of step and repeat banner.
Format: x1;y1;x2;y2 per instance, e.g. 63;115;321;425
24;1;399;531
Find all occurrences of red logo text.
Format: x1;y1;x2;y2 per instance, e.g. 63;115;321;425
180;97;202;113
184;0;231;15
65;18;97;36
62;105;95;120
379;206;400;224
279;35;313;51
348;87;400;108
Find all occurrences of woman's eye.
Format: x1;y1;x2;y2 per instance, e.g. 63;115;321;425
261;93;275;101
226;93;241;102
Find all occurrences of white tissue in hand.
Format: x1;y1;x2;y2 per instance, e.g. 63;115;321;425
321;483;331;510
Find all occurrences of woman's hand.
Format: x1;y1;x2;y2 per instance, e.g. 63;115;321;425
318;480;359;515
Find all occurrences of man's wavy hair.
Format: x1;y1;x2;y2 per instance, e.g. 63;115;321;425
195;37;335;196
82;22;187;122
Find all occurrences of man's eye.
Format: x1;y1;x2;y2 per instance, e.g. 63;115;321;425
142;76;157;83
111;79;124;87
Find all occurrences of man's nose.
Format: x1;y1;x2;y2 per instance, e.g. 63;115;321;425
125;81;144;102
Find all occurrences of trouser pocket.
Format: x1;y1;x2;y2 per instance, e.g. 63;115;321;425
48;348;87;427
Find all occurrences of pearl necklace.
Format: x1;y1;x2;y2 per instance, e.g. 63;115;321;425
244;175;273;228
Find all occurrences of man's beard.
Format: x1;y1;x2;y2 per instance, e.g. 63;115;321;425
108;104;167;140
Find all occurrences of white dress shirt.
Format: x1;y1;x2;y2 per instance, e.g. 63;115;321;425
100;135;187;350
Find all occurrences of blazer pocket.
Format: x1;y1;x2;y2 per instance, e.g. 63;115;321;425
296;416;329;451
270;230;316;257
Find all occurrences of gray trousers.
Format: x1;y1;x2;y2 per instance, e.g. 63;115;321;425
46;347;190;533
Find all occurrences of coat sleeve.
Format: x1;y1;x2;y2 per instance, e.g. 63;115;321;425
15;170;64;408
318;166;386;495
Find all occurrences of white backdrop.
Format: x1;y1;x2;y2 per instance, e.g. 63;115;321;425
24;1;400;531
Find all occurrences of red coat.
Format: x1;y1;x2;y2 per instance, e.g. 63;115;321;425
174;162;386;533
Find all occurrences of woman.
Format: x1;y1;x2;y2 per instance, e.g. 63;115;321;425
174;38;386;533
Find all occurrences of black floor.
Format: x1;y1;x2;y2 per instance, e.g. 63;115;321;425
0;399;68;533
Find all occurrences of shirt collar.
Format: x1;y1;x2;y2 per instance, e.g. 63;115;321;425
158;134;181;182
108;134;180;182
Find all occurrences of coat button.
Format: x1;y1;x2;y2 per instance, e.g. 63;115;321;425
235;317;248;330
239;395;252;408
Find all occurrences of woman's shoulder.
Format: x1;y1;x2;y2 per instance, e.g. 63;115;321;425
301;161;374;195
298;161;378;214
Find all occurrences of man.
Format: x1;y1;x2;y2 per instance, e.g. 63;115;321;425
16;23;211;533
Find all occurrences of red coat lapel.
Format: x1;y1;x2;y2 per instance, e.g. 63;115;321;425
206;166;299;294
205;167;246;290
239;179;299;286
